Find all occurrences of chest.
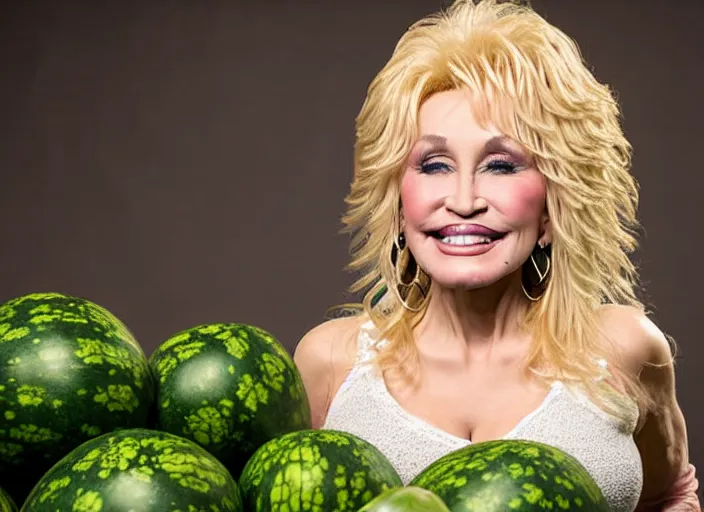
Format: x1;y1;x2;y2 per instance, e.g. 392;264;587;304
324;373;643;512
384;365;552;443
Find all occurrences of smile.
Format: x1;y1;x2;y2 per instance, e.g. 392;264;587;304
426;225;507;256
437;234;495;246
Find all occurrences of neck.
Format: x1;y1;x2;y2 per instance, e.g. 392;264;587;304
415;272;531;360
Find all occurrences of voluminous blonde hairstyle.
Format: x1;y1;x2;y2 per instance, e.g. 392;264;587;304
341;0;650;425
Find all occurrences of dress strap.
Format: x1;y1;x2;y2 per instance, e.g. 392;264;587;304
353;319;384;365
335;319;384;389
324;319;382;418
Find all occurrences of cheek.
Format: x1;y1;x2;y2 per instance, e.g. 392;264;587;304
400;172;433;226
491;176;546;225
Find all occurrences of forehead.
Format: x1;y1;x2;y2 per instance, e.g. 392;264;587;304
413;88;530;159
416;89;505;141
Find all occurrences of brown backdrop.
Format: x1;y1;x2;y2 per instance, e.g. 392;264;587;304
2;0;703;484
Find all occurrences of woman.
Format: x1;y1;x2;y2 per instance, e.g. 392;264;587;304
295;1;699;510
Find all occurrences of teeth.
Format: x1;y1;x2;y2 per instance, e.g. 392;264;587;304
441;235;492;246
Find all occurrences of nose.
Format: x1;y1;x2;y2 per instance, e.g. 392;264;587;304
444;174;486;217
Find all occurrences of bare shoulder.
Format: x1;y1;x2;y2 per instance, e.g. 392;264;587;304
598;308;694;504
293;314;367;428
294;314;366;371
597;303;674;377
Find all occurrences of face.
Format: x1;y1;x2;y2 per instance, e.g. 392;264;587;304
400;88;551;291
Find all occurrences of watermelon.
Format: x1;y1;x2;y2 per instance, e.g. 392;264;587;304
149;322;311;477
410;439;609;511
239;429;403;511
0;487;17;512
21;428;242;511
0;292;154;502
359;486;451;511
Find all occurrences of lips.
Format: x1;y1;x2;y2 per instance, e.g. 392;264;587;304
436;224;506;238
427;223;507;245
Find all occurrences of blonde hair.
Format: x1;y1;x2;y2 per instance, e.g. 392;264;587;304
341;0;652;425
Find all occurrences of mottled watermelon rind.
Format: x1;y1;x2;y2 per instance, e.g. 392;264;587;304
358;486;451;512
238;428;403;512
410;439;610;511
0;487;17;512
149;322;312;478
20;427;242;512
0;292;155;503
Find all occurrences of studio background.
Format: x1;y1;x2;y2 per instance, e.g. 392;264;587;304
2;0;703;481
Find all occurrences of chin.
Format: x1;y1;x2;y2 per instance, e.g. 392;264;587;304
412;235;525;291
425;267;505;291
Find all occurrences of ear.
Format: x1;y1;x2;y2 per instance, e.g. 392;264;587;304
538;212;553;247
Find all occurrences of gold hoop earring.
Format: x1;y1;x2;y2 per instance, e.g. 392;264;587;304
521;243;551;301
390;233;430;312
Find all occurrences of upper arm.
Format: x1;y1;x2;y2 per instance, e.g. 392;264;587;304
293;316;362;429
601;305;692;505
633;324;691;505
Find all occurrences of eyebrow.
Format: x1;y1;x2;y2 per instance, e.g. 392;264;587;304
483;135;520;155
416;133;526;159
418;134;448;146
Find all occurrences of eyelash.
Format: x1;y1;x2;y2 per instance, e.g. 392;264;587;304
418;158;520;175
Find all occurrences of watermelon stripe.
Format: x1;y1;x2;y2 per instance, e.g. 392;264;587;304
21;428;243;511
0;487;17;512
358;486;451;511
0;293;155;504
239;429;403;511
410;440;609;511
150;323;311;478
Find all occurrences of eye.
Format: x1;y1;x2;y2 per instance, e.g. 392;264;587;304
483;158;520;175
419;160;453;174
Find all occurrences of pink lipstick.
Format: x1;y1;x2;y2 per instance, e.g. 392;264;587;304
429;224;507;257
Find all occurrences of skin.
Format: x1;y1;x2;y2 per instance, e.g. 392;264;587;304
294;89;695;508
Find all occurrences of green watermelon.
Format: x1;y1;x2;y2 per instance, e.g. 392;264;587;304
21;428;242;511
0;487;17;512
239;429;403;511
410;439;609;511
359;486;451;511
149;322;311;477
0;292;154;502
